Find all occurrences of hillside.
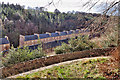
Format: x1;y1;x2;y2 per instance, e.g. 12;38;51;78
0;2;113;47
0;1;119;79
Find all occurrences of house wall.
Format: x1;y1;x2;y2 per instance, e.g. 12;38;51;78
19;29;89;50
0;44;10;52
0;37;10;52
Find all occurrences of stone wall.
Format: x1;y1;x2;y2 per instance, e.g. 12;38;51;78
0;47;115;78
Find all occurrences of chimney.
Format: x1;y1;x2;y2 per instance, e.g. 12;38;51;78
20;35;25;38
76;29;80;31
70;30;75;33
63;30;67;32
46;32;51;36
19;35;25;47
55;31;60;34
34;33;39;38
5;36;9;40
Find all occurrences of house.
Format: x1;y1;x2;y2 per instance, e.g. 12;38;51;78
19;35;38;47
34;33;50;43
0;36;10;52
56;31;68;40
49;32;60;42
74;29;80;36
19;29;85;48
59;31;68;40
68;30;76;38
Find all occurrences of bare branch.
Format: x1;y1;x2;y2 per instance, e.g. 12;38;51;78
83;0;120;15
87;0;100;12
43;0;62;9
103;1;120;14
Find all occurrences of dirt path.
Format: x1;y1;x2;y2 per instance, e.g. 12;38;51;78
7;56;111;78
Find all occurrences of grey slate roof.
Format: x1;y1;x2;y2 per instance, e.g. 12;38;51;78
79;30;84;33
67;31;73;35
25;35;38;41
50;33;59;37
59;32;67;36
39;34;50;39
75;29;79;33
0;38;9;45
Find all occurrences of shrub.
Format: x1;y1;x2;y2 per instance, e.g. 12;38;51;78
54;35;98;54
2;45;46;67
100;35;117;48
54;46;63;54
54;43;72;54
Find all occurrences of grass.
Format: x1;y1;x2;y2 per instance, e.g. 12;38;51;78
16;58;113;79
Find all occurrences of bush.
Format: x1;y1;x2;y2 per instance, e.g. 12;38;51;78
2;45;46;67
54;43;72;54
100;32;117;48
54;35;98;54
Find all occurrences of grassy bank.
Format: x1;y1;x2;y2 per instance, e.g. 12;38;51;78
17;57;119;79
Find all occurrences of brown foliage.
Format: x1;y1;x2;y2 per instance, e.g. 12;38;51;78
98;46;120;79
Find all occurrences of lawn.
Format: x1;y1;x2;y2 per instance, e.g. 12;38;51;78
16;57;119;79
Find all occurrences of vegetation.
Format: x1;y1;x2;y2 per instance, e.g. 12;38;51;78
2;45;46;67
54;35;98;54
0;1;118;79
0;2;105;47
16;58;118;79
90;16;118;48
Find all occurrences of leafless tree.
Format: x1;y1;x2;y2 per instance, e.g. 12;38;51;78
81;0;120;15
43;0;62;9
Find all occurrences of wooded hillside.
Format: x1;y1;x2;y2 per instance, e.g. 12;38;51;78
0;3;116;47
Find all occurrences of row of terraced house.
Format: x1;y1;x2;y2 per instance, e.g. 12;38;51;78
0;29;91;52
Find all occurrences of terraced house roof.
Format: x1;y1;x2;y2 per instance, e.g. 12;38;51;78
79;30;84;33
67;31;73;35
0;38;9;45
75;29;79;33
25;35;38;41
39;34;50;39
59;32;67;36
50;33;59;37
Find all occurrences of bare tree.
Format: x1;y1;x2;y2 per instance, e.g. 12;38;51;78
45;0;119;15
44;0;62;9
82;0;120;15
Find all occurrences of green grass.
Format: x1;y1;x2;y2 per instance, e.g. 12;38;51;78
17;58;109;79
